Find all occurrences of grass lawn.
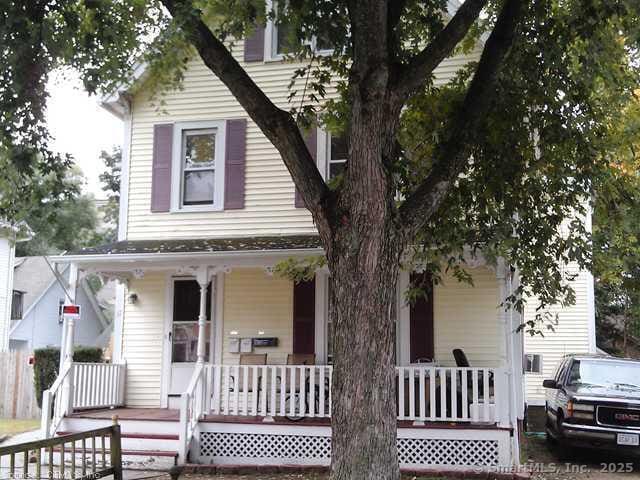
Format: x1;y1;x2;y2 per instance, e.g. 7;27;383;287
0;418;40;436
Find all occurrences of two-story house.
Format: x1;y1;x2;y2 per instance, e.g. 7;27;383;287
45;14;594;472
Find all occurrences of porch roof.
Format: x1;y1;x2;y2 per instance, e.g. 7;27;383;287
69;235;322;256
51;235;324;269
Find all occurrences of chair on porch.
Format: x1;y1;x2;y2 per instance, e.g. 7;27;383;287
452;348;494;414
229;354;267;399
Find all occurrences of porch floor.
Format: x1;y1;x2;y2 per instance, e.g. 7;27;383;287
69;408;509;430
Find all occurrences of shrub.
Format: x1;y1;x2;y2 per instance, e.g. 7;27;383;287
33;346;103;408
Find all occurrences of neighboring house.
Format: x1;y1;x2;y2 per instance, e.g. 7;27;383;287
44;10;594;472
7;257;113;352
0;221;30;352
523;264;596;407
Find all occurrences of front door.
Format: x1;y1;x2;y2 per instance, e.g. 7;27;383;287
409;272;434;363
168;278;212;398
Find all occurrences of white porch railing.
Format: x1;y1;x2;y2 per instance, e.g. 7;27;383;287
180;365;508;424
395;366;508;424
209;365;333;418
177;364;510;462
41;362;127;438
72;362;127;410
179;362;209;461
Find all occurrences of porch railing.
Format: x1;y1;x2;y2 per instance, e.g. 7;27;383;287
73;362;127;410
181;364;508;424
41;362;126;438
395;366;509;424
179;362;209;462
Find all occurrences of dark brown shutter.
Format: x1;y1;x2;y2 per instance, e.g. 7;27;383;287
293;278;316;355
151;124;173;212
409;272;434;362
295;126;317;208
244;25;265;62
224;119;247;209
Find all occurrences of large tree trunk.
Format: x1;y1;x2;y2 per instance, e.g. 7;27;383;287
326;85;404;479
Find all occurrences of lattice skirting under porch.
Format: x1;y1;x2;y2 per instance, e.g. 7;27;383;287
194;423;512;467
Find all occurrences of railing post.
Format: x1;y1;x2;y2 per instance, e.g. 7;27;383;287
41;390;52;438
110;416;123;480
495;368;510;427
178;393;189;463
65;363;75;415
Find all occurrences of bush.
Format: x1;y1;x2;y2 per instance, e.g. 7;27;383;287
33;346;104;408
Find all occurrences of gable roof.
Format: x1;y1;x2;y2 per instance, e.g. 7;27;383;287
13;257;59;313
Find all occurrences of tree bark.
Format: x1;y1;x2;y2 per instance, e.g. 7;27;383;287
326;79;404;480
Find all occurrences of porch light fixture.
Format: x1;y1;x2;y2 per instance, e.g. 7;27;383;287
230;330;239;335
258;330;265;335
127;292;139;304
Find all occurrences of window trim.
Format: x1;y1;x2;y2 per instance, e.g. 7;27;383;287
524;353;543;374
11;290;23;320
264;0;334;62
170;120;227;213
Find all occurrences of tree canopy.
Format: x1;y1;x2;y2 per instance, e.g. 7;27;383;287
1;0;639;314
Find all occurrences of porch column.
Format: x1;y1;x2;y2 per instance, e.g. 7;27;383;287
62;263;79;415
196;268;210;364
60;263;79;367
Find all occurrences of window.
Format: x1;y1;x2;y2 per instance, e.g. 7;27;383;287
182;129;216;205
11;291;23;320
171;121;226;212
327;133;348;180
267;1;334;59
57;299;65;324
524;353;543;374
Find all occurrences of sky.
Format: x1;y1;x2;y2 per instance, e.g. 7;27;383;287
46;70;123;198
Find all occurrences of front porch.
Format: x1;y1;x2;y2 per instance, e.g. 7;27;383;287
47;360;513;468
46;236;524;469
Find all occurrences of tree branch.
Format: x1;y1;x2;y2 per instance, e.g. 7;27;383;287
396;0;489;97
160;0;331;230
399;0;524;235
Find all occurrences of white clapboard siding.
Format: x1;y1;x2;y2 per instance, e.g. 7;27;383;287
121;273;167;407
126;39;481;240
434;267;504;367
0;237;15;352
222;269;293;365
523;264;593;404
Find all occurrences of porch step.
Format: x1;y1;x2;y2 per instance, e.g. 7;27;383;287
57;431;179;441
56;427;181;454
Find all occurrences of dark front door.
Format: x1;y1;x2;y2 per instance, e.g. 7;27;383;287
409;273;434;363
293;278;316;355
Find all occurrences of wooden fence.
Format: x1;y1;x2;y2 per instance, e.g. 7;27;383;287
0;350;40;420
0;419;122;480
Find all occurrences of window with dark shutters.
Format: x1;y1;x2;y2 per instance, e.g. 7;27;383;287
244;25;265;62
293;278;316;355
409;273;434;363
151;124;174;212
224;119;247;209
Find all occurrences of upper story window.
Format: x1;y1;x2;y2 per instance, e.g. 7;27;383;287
171;121;226;212
267;1;334;60
182;129;216;206
11;290;23;320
